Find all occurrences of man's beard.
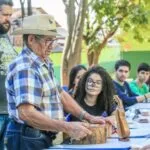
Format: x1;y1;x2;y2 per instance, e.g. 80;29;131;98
0;21;11;34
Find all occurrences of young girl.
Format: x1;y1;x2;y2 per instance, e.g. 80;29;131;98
72;65;116;121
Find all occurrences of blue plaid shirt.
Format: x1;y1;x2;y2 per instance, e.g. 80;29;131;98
5;47;64;123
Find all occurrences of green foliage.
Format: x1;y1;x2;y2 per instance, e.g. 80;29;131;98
84;0;150;53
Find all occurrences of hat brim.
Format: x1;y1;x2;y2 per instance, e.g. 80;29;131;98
12;28;59;36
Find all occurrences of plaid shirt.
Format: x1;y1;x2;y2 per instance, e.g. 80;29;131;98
5;47;64;123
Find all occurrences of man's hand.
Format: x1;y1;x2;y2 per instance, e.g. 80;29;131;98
65;122;92;140
88;116;106;124
145;93;150;99
105;116;116;125
87;115;114;125
82;111;106;124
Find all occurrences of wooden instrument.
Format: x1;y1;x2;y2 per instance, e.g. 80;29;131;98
114;95;130;140
71;124;107;144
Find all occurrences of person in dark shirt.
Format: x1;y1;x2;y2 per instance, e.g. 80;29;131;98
0;1;17;149
71;65;116;121
68;65;87;98
113;60;150;109
63;65;115;144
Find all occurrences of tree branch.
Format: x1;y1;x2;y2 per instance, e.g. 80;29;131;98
62;0;68;7
101;28;106;39
75;0;79;6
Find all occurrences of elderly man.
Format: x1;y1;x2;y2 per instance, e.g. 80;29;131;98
5;14;107;150
0;0;17;149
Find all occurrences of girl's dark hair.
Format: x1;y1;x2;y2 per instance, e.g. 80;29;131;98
68;65;87;90
75;65;115;115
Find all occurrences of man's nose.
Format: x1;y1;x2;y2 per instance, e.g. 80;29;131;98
5;15;11;22
122;72;126;76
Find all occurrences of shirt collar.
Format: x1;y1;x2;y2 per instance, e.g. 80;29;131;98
23;46;53;69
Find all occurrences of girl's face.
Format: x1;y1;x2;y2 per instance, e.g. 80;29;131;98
74;69;86;89
85;73;103;96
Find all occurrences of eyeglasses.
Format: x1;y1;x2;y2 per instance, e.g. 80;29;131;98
87;78;102;87
35;35;57;48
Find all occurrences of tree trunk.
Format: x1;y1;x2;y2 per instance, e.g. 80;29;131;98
27;0;32;16
87;50;102;66
61;0;88;86
20;0;25;19
87;28;119;66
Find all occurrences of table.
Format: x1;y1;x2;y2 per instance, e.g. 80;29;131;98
50;103;150;150
50;138;148;150
111;128;150;138
50;127;150;150
127;103;150;110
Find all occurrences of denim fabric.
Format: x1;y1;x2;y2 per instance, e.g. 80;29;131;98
0;114;9;150
4;120;55;150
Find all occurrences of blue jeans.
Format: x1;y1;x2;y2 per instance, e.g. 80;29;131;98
0;114;8;150
4;120;56;150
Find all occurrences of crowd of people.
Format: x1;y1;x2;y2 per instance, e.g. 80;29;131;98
0;0;150;150
113;60;150;110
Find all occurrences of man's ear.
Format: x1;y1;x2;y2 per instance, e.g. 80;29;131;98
28;35;36;46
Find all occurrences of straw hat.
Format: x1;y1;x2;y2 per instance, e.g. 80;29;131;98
12;14;59;36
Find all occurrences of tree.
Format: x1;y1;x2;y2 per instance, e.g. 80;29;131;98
61;0;88;85
20;0;25;19
27;0;32;16
83;0;149;66
20;0;32;19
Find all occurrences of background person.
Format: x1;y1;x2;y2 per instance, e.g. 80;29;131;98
146;76;150;92
0;0;17;149
71;65;116;121
68;64;87;97
129;63;150;96
113;60;150;109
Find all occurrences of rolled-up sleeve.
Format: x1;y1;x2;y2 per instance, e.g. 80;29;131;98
113;81;138;107
14;69;42;108
116;91;137;106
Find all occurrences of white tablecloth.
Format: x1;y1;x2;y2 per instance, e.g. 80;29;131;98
50;138;148;150
50;103;150;150
128;103;150;110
